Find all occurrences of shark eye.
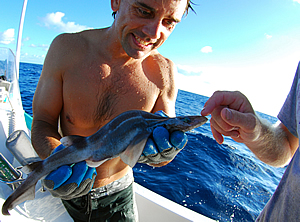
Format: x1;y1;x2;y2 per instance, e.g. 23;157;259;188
180;117;191;124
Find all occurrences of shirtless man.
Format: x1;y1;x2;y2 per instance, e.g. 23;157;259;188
31;0;193;221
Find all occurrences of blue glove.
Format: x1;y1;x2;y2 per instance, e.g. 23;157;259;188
138;111;188;165
42;144;97;200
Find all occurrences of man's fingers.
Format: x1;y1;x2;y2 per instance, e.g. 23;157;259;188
143;138;159;156
201;91;254;116
210;117;240;144
201;91;237;116
210;124;224;144
153;127;172;152
221;108;257;132
44;165;72;190
210;106;238;132
170;131;188;149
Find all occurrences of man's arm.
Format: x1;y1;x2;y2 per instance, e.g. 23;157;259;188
145;59;179;167
246;121;298;167
201;91;299;167
151;58;177;117
31;35;67;159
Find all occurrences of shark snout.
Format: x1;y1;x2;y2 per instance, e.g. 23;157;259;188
164;115;208;132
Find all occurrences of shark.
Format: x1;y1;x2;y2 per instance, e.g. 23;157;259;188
2;110;207;215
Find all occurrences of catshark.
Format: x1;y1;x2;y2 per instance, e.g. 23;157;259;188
2;110;207;215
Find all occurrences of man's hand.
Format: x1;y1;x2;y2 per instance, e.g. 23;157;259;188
138;111;188;167
201;90;300;167
42;144;97;200
200;91;261;145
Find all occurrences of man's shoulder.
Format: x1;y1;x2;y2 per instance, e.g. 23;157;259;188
47;29;103;65
143;52;177;91
149;51;173;64
147;51;176;73
51;31;90;52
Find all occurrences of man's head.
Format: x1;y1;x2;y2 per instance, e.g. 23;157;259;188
111;0;193;59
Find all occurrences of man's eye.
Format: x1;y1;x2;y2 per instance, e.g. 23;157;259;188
163;20;176;30
166;20;175;26
138;8;151;17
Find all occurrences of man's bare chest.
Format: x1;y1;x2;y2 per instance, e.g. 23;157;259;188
61;66;161;132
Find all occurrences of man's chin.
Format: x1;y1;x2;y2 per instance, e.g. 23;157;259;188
125;49;152;60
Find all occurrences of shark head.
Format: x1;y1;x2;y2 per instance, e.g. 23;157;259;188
161;115;208;132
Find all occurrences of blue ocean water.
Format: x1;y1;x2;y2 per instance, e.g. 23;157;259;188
19;62;285;222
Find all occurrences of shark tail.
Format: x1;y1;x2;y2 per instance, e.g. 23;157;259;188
2;161;43;215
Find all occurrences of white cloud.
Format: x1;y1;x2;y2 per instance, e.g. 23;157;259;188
29;43;49;52
177;64;203;76
23;36;30;42
21;52;46;64
42;12;91;33
293;0;300;3
39;44;49;51
200;46;213;53
0;28;15;45
265;33;272;39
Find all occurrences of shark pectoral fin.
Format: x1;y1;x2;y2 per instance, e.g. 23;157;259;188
120;133;150;168
2;181;37;215
86;159;109;168
60;135;85;147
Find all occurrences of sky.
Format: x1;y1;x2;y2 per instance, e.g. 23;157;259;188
1;0;300;116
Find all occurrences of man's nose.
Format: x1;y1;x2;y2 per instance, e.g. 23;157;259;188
142;19;163;40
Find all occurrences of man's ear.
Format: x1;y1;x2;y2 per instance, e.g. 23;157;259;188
111;0;121;12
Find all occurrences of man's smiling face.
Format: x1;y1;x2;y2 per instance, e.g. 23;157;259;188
112;0;187;59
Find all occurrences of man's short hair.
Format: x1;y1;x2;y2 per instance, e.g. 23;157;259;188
112;0;195;19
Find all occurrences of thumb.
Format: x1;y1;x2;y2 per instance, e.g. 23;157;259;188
221;108;257;132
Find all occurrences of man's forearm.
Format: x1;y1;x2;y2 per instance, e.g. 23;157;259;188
31;120;62;159
245;119;293;167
